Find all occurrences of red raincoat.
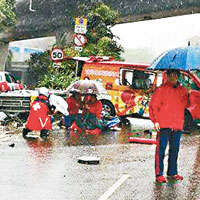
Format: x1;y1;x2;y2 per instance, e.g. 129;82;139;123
149;82;189;130
66;96;81;115
26;95;52;131
83;100;102;118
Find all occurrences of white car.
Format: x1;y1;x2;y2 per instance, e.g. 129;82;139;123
0;71;23;91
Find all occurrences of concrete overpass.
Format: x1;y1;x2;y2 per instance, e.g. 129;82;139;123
1;0;200;71
1;0;200;42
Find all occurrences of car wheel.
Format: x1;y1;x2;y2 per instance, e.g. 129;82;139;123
100;100;116;118
183;109;194;134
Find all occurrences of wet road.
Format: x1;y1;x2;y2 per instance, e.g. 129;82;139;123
0;122;199;200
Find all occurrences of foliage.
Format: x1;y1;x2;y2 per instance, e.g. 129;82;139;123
27;48;78;89
80;3;124;59
37;47;78;89
27;51;51;87
38;68;78;89
0;0;16;33
28;3;124;89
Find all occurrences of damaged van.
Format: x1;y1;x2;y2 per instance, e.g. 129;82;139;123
73;56;200;132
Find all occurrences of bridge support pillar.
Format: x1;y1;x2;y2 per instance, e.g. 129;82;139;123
0;42;9;71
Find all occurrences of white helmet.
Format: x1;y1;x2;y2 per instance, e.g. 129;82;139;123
39;87;49;97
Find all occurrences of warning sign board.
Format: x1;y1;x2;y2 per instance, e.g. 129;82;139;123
74;17;88;34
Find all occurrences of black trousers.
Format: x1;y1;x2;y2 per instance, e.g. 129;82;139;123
23;128;49;138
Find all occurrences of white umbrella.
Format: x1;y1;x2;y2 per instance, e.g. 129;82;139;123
49;94;69;115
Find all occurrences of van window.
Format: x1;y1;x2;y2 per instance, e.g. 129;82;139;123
10;74;17;83
121;69;156;89
5;74;12;83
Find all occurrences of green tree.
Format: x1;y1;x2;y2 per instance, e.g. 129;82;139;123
81;3;123;59
28;2;123;89
39;68;77;89
27;51;51;87
27;47;78;88
37;47;79;89
0;0;16;33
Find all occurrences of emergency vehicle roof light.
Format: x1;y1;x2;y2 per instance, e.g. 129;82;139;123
88;56;115;62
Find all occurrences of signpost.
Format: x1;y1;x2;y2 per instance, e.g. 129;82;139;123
74;17;88;52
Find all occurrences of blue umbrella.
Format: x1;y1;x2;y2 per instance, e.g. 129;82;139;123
148;46;200;71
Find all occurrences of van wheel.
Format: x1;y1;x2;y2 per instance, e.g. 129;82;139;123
101;100;116;118
183;110;194;134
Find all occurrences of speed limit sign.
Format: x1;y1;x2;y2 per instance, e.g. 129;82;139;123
50;48;64;62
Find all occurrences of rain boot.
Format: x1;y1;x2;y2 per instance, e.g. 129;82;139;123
40;129;48;140
23;128;31;138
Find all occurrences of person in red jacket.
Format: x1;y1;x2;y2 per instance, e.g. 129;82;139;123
76;93;104;131
83;94;102;119
23;87;53;139
149;70;189;183
66;89;82;126
66;89;82;115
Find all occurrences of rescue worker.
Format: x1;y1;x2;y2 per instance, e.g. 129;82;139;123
76;92;104;130
66;88;82;128
149;70;189;183
23;87;53;139
83;93;102;117
49;93;70;139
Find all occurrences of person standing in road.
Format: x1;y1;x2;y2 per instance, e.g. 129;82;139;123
149;70;189;183
23;87;53;139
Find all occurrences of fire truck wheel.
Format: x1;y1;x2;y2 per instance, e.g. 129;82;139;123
101;100;116;118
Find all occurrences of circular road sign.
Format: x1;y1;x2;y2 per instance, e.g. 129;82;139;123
74;34;87;47
50;48;64;62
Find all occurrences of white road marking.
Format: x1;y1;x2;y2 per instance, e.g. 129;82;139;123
98;174;130;200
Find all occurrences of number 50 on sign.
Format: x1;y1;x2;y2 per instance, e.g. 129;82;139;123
50;48;64;62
